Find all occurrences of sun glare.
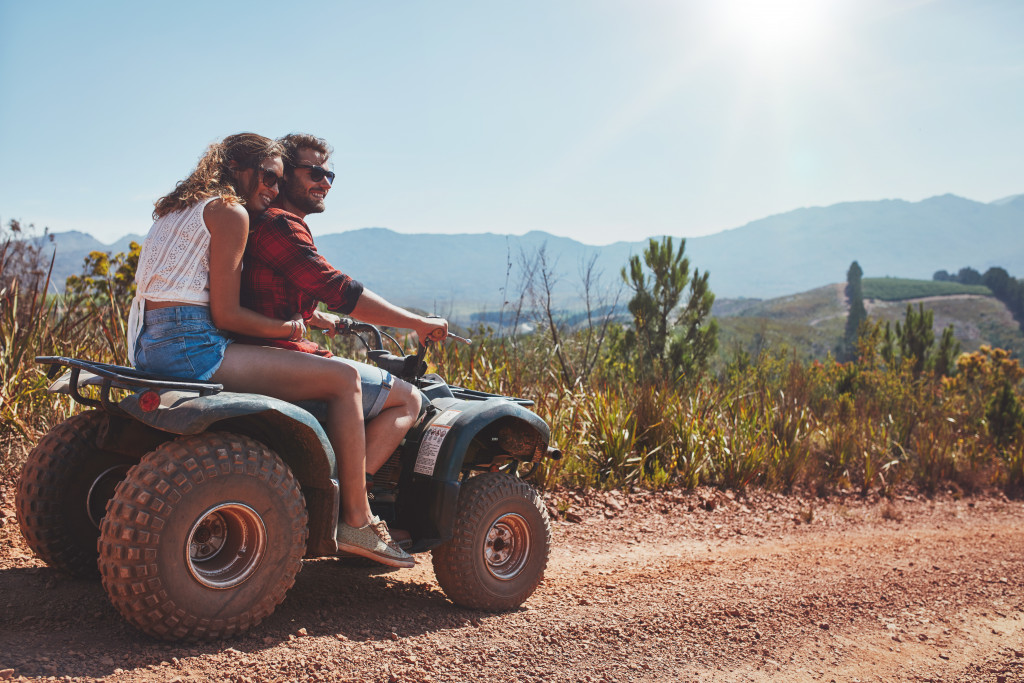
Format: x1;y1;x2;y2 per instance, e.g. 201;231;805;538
709;0;839;71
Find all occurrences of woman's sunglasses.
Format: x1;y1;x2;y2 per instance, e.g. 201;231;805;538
294;163;336;185
258;167;284;189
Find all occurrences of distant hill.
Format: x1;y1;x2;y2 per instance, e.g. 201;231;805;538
688;193;1024;300
32;193;1024;317
713;282;1024;360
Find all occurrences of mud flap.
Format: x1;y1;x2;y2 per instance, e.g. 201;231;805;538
396;477;460;554
305;481;340;556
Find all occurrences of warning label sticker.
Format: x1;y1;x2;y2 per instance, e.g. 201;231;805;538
414;424;452;476
432;409;462;426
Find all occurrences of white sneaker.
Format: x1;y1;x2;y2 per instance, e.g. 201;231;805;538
338;517;415;568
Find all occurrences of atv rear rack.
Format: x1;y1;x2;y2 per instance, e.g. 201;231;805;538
36;356;223;413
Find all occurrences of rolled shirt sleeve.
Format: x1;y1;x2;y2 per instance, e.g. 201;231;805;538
243;209;363;320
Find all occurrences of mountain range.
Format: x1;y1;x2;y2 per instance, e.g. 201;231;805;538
29;193;1024;318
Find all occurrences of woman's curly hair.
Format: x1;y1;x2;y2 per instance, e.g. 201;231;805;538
153;133;284;219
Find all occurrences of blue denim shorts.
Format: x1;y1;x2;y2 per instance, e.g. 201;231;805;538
134;306;232;381
334;357;394;420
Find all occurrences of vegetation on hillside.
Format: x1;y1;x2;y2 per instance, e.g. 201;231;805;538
937;265;1024;334
3;222;1024;498
862;277;991;300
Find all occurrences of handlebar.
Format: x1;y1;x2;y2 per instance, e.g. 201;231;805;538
330;318;471;380
444;331;473;345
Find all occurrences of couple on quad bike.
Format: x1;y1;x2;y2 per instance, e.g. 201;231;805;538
129;131;446;569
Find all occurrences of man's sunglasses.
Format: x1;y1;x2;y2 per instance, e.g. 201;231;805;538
294;163;336;185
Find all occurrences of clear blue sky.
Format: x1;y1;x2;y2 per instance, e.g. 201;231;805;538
1;0;1022;245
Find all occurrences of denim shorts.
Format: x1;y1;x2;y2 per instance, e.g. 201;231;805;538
334;357;394;420
134;306;232;381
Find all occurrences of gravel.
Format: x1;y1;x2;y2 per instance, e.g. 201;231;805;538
1;480;1022;682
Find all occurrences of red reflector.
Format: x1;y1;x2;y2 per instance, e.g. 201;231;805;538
138;390;161;412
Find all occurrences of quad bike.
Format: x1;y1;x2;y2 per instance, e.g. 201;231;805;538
15;320;560;641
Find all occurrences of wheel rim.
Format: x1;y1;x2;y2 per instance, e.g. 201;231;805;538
86;464;132;529
185;503;267;589
483;512;531;580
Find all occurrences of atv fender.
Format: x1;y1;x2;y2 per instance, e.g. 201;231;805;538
119;390;341;556
396;397;550;552
412;396;550;480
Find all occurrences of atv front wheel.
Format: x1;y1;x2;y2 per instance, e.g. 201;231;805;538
432;472;550;610
98;432;307;641
16;410;137;577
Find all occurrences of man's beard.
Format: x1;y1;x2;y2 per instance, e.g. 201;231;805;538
283;183;325;214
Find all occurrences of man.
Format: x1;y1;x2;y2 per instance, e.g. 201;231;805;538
239;133;447;563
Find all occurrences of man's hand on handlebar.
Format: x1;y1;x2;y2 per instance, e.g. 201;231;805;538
416;317;449;345
323;314;469;347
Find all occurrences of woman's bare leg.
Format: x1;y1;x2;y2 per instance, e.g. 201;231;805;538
211;344;373;528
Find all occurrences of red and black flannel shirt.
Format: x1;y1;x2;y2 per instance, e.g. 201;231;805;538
238;207;363;356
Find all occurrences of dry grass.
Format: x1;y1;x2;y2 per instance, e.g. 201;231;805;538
4;226;1024;497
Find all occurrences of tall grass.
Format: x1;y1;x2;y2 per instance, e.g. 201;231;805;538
1;225;134;477
423;331;1024;495
4;226;1024;496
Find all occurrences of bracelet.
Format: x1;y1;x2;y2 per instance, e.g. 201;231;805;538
288;320;305;341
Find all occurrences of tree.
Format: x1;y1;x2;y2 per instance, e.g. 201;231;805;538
840;261;867;361
933;324;961;379
666;269;718;379
986;381;1024;448
956;266;982;285
620;236;717;381
896;303;935;378
881;303;961;379
63;242;141;358
507;244;622;388
982;267;1011;298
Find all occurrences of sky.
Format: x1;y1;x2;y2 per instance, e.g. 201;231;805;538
1;0;1022;246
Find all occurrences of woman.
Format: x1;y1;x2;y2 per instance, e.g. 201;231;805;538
128;133;417;568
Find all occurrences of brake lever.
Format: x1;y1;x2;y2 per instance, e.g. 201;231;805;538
332;318;354;335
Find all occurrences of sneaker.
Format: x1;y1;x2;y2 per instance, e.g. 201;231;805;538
388;526;412;549
338;516;415;568
370;515;414;549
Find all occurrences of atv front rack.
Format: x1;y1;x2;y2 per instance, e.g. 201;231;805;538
36;356;223;412
449;385;534;407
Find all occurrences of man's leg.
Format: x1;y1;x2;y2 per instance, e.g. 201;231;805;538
332;358;422;475
365;379;422;474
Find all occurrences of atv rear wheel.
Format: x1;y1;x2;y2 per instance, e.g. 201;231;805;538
432;472;550;611
98;432;307;641
16;410;137;578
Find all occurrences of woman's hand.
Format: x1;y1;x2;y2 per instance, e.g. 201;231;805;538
307;309;341;338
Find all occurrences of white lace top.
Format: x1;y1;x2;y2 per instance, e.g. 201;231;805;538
126;197;219;365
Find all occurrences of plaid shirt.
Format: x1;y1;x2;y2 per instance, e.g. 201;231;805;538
238;207;363;356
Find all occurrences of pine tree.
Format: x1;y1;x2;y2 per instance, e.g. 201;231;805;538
621;236;717;381
841;261;867;361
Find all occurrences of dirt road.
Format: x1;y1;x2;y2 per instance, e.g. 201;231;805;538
1;484;1022;682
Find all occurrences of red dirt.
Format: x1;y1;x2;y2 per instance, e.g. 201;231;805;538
1;479;1022;682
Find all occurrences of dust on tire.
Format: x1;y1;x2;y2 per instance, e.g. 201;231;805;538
16;410;137;578
432;471;551;611
98;432;307;641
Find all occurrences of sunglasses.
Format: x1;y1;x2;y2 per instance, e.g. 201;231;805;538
258;167;284;189
294;163;336;185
